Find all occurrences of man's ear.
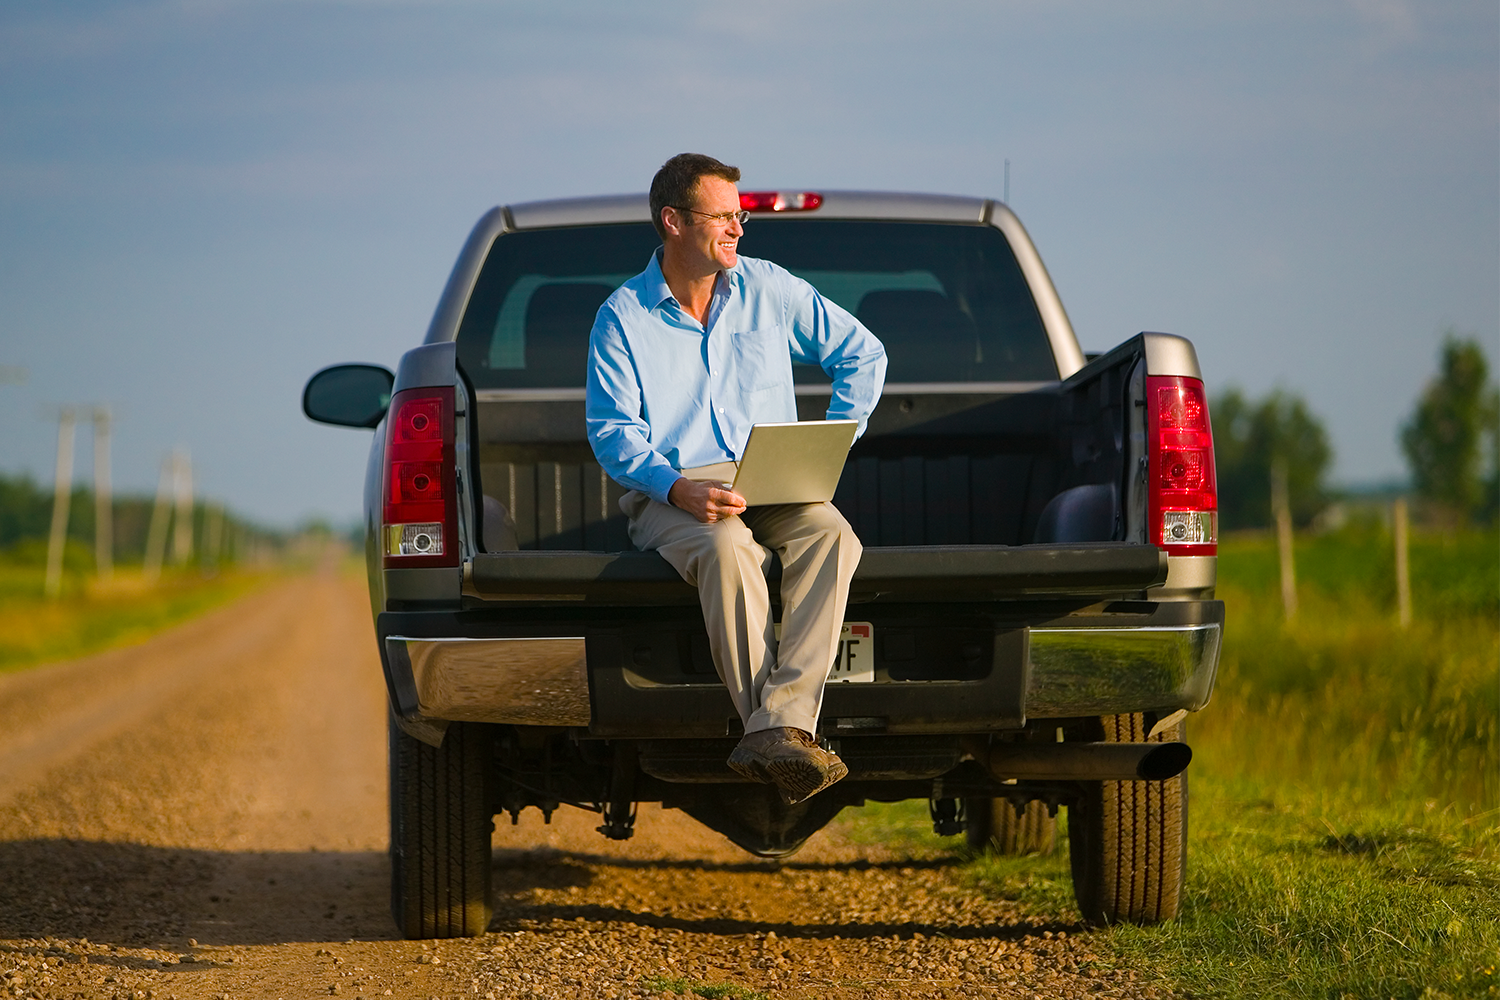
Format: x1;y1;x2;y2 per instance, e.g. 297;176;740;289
660;206;682;238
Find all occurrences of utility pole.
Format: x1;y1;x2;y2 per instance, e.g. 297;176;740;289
143;455;173;582
44;408;77;598
93;406;113;584
171;448;194;566
1393;497;1412;627
1271;459;1297;620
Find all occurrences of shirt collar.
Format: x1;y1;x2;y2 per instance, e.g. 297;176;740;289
642;248;675;312
642;247;741;314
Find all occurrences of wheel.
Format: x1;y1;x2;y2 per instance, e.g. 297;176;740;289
1067;713;1187;924
389;716;494;938
964;797;1056;855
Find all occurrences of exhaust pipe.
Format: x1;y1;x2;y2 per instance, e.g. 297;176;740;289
985;741;1191;782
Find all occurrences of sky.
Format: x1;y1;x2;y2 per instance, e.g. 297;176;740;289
1;0;1495;528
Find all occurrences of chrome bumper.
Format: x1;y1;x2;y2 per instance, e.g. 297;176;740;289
1026;623;1221;717
384;621;1220;733
386;635;590;726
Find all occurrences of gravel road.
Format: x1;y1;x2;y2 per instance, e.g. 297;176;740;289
0;568;1168;1000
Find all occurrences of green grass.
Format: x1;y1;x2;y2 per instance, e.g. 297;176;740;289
1205;525;1497;820
833;523;1500;999
1120;525;1500;998
837;799;954;852
642;974;769;1000
1109;778;1500;998
0;549;277;672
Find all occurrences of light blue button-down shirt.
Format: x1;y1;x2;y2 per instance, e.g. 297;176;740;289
586;249;887;504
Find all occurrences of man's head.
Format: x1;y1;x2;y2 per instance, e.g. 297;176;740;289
649;153;741;239
650;153;745;274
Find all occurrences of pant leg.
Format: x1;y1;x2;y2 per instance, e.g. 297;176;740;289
621;491;777;729
740;502;863;735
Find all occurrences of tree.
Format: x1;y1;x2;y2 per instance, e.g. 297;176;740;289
1211;388;1333;531
0;474;57;549
1481;383;1500;524
1400;335;1494;525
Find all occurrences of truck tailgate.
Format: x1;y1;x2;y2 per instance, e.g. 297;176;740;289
466;543;1167;604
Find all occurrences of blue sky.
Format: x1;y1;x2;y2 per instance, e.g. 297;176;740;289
1;0;1495;527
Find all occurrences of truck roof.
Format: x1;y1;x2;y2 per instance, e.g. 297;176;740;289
505;191;992;230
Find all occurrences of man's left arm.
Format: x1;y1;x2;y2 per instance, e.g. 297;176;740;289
781;270;888;435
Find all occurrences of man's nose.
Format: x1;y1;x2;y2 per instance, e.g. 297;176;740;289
726;216;744;238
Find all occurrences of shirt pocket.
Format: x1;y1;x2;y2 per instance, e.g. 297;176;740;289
729;327;791;391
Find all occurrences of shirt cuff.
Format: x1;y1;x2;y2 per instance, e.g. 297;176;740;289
643;465;684;507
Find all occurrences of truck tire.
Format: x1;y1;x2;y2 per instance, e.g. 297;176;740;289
1067;713;1187;924
389;717;494;938
964;797;1056;856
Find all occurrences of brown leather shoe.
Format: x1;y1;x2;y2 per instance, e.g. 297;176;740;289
727;727;849;805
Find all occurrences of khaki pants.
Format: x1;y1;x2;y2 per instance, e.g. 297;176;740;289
620;492;862;736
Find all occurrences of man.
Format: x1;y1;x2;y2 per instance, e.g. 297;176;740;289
586;153;886;805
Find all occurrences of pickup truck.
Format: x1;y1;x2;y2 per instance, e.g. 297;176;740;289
303;190;1224;940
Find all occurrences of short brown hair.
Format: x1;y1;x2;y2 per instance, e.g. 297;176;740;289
649;153;741;239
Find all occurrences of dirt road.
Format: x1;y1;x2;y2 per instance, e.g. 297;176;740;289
0;569;1165;1000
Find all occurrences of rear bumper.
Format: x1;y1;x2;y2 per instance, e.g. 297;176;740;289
1027;619;1221;716
378;598;1223;743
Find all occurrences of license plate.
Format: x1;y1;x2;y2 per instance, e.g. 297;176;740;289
774;621;875;683
829;622;875;683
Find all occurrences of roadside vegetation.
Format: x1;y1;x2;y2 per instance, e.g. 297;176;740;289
836;522;1499;999
642;975;768;1000
1112;523;1498;999
0;542;279;673
0;472;340;673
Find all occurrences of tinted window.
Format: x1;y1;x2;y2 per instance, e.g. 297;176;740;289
455;220;1057;388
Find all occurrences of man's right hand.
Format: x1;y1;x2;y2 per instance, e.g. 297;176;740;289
669;477;747;524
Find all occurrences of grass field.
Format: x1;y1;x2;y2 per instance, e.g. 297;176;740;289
0;544;279;673
838;521;1500;999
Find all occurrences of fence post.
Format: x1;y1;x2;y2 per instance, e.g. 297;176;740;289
1271;459;1297;620
1393;496;1412;627
44;408;77;598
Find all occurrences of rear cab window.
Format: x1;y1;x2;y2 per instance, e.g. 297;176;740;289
454;220;1058;387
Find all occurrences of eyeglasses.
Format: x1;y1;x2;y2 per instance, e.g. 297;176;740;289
673;207;750;227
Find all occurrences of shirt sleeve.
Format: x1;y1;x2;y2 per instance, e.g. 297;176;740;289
779;267;888;437
585;304;683;504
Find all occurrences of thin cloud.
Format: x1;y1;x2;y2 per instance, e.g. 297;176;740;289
1346;0;1419;53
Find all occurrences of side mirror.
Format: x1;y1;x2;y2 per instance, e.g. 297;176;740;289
303;364;395;429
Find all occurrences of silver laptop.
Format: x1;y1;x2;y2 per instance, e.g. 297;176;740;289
683;420;858;506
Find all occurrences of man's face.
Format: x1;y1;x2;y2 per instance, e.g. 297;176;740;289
670;175;743;272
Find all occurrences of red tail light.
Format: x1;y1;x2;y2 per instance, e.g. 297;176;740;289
382;386;458;568
740;191;824;212
1146;375;1217;555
